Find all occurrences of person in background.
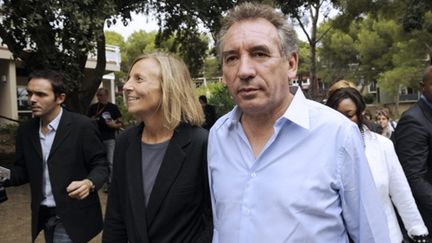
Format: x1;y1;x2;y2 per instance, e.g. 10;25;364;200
0;70;108;243
376;109;396;139
199;95;217;130
328;80;382;133
393;65;432;234
88;87;122;192
103;52;212;243
364;108;383;134
326;82;429;243
208;2;389;242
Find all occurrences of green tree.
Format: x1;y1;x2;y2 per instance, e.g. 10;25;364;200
318;21;358;85
276;0;337;99
105;31;126;48
203;56;221;79
0;0;147;113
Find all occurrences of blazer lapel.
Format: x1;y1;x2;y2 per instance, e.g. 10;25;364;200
125;125;150;240
49;110;71;157
146;124;190;226
30;118;43;159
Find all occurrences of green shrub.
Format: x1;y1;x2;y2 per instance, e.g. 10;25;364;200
0;123;18;146
197;82;235;117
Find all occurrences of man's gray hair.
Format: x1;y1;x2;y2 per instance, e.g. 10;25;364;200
216;2;298;62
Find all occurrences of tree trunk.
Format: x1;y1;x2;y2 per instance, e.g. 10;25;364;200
79;26;107;114
64;26;107;114
309;3;319;100
310;43;317;99
395;84;400;117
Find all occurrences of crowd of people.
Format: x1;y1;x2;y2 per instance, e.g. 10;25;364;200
0;2;431;243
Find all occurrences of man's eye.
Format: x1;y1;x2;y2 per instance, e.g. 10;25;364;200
253;52;268;57
224;55;238;63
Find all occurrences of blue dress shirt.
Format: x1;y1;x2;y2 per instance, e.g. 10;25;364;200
208;90;390;243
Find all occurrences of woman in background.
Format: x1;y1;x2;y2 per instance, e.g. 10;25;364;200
326;81;429;243
376;109;396;139
103;52;212;243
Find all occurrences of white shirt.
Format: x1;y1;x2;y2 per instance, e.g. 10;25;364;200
40;108;63;207
364;129;428;242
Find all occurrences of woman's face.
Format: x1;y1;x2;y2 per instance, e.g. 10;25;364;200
123;58;163;117
376;115;389;128
337;98;359;124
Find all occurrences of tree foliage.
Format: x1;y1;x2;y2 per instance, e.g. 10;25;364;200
0;0;147;113
276;0;339;99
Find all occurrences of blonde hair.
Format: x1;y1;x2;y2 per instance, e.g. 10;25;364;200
328;80;357;97
128;52;204;130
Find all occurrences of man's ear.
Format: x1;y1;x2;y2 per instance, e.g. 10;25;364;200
287;52;298;80
56;93;66;105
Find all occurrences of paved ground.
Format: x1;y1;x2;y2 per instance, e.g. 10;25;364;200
0;184;107;242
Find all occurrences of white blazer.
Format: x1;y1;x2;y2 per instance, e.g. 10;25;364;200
364;129;428;243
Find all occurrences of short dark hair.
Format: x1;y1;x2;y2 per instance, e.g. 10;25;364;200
28;70;66;98
199;95;208;104
326;87;366;131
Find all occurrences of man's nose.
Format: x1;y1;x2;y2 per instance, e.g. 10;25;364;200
28;94;37;103
237;55;256;82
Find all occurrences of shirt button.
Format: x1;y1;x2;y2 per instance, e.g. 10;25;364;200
251;172;256;178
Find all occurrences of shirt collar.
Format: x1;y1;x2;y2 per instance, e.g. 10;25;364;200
280;88;310;130
40;108;63;131
227;88;310;130
421;95;432;111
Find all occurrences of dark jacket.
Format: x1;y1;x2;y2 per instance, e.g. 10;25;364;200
8;109;109;243
393;98;432;231
103;123;212;243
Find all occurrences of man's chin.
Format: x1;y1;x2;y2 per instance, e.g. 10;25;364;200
31;112;42;117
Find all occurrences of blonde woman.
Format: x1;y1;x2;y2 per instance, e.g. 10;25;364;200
103;52;212;243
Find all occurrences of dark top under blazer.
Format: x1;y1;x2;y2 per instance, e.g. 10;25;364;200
8;109;109;243
394;98;432;231
103;123;212;243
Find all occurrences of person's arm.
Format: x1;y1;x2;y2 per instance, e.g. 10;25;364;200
384;137;429;238
394;114;432;214
6;125;29;186
67;119;108;199
103;137;128;243
340;125;390;242
106;105;123;129
197;131;213;243
207;129;219;243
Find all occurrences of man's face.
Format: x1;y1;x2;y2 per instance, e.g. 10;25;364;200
422;69;432;102
96;91;109;104
221;18;297;116
27;78;64;119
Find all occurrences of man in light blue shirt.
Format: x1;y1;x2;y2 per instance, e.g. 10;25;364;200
208;2;390;242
